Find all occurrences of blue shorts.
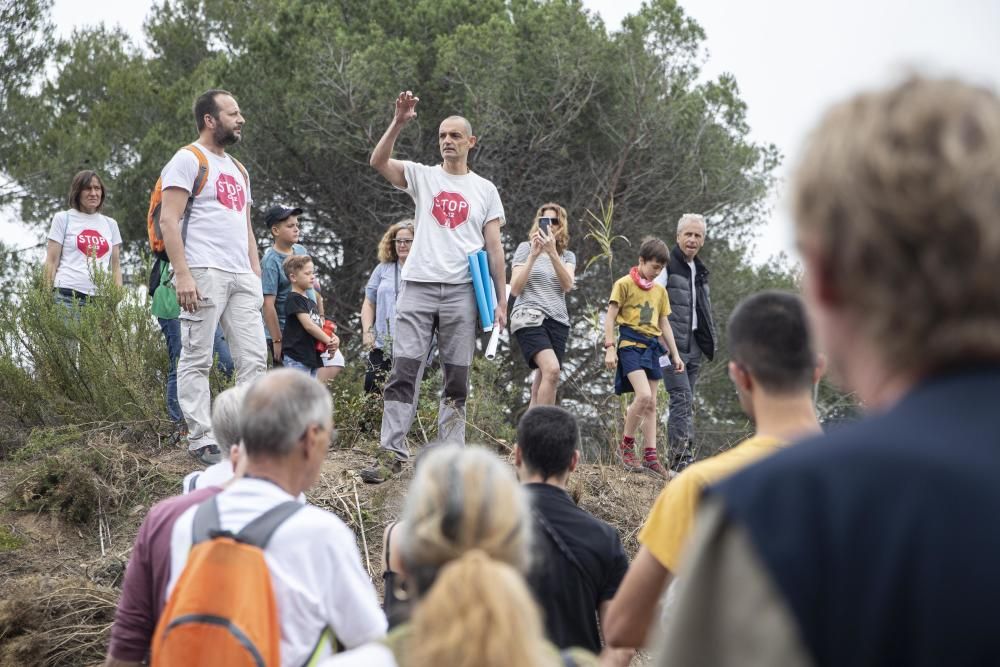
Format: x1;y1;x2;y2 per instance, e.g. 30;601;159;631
282;356;318;378
618;345;664;381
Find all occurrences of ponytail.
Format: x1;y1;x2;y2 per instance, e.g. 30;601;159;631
405;551;556;667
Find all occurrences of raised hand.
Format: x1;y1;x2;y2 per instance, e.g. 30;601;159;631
394;90;419;126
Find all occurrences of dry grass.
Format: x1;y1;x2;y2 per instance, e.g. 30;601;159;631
0;576;117;667
0;433;667;666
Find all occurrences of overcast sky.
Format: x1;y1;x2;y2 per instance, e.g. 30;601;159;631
6;0;998;262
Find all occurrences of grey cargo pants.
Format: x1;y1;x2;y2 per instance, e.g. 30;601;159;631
379;281;477;460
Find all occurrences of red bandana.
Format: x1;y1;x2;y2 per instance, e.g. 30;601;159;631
630;266;654;290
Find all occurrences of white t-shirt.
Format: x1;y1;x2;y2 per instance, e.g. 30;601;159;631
160;143;253;273
397;161;505;284
688;259;698;331
47;209;122;295
319;642;397;667
181;460;235;494
167;478;387;664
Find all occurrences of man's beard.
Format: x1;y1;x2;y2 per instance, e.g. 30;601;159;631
214;124;241;146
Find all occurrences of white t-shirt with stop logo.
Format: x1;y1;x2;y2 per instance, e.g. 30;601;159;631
397;161;505;284
47;209;122;295
160;143;253;274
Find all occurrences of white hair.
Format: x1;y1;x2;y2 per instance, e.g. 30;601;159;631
240;369;332;457
211;384;250;451
677;213;707;234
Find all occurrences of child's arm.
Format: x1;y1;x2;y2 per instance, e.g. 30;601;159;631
658;315;685;373
604;302;620;370
295;311;335;347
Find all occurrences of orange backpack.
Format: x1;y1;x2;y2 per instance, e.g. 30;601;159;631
147;144;248;256
150;497;302;667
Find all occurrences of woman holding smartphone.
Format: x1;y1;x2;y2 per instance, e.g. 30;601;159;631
509;203;576;407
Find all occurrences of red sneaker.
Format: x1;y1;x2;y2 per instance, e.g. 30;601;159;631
619;445;643;471
642;457;669;479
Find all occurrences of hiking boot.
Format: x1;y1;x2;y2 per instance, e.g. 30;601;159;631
619;445;643;472
360;457;403;485
667;440;695;473
642;457;669;479
189;443;222;465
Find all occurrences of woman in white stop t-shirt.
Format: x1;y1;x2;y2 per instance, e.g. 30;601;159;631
43;170;123;306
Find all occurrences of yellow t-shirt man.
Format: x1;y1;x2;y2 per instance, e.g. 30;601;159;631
638;435;786;573
609;276;671;347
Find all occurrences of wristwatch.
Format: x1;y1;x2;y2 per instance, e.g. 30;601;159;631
604;341;616;349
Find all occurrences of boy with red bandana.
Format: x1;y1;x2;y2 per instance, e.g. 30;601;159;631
603;237;684;477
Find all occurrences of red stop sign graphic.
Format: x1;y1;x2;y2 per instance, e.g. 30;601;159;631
76;229;110;259
215;173;247;212
431;191;470;229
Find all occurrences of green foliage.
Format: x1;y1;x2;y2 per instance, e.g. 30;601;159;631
0;525;25;552
0;0;855;458
0;266;169;427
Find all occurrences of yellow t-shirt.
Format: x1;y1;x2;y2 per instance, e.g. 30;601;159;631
638;434;786;573
609;275;671;343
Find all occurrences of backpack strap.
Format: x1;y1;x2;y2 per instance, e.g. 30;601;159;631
533;508;592;590
186;473;201;494
235;500;303;549
179;144;210;246
192;495;222;545
384;521;397;570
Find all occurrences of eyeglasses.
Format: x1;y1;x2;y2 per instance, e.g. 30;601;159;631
394;239;413;246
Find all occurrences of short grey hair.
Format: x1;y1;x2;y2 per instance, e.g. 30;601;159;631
211;384;249;451
677;213;706;233
240;369;333;458
441;115;473;136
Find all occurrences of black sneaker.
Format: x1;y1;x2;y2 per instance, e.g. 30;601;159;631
189;443;223;465
359;458;403;485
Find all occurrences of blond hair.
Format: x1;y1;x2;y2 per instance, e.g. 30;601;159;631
377;219;415;263
398;445;552;667
528;202;570;254
793;76;1000;372
282;254;312;277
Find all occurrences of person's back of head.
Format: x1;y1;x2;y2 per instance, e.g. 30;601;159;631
211;384;250;452
516;406;579;482
727;290;816;397
793;76;1000;378
399;445;553;667
240;369;332;461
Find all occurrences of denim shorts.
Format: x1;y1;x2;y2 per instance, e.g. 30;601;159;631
618;345;664;381
282;356;318;378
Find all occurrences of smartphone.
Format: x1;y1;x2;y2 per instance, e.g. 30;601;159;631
538;217;552;234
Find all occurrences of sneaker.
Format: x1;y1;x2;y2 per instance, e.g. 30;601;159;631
642;457;669;479
359;457;403;485
619;445;643;472
189;444;222;465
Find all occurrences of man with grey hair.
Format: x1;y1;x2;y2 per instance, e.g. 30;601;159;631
656;77;1000;666
362;90;507;484
654;213;716;472
166;370;387;664
182;384;249;493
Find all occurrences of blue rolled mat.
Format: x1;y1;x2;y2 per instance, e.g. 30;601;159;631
468;252;493;331
477;250;496;320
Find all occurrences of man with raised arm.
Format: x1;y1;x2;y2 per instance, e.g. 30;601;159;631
361;91;507;484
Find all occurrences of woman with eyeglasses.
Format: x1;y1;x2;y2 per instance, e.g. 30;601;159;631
509;203;576;407
361;220;415;393
44;170;123;307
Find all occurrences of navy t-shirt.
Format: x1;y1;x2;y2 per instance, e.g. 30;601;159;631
282;292;322;368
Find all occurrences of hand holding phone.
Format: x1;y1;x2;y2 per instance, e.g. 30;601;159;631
538;217;552;235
